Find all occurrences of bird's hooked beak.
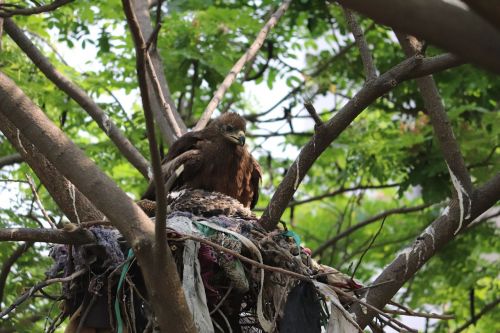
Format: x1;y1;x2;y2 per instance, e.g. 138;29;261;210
237;131;246;146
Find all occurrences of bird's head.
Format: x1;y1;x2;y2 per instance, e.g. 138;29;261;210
211;112;247;146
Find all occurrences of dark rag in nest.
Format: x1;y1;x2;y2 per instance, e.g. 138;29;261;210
279;281;322;333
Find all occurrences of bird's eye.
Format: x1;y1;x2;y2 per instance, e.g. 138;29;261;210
226;125;234;131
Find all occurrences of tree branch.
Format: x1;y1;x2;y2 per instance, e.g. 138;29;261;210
130;0;187;145
397;34;473;235
0;113;104;224
259;52;464;231
0;0;73;17
3;19;150;179
0;242;33;310
122;0;168;289
342;7;377;81
351;173;500;328
0;227;95;244
0;153;22;169
453;297;500;333
0;70;194;333
334;0;500;74
312;204;430;257
194;0;292;130
460;0;500;32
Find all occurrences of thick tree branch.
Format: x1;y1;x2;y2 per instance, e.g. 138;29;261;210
334;0;500;74
194;0;292;130
0;70;194;333
460;0;500;32
351;173;500;328
0;228;95;244
0;113;103;224
3;19;150;179
0;153;22;169
342;7;377;81
259;53;463;231
0;0;73;17
312;204;430;257
131;0;187;145
398;34;473;235
0;242;33;310
122;0;169;297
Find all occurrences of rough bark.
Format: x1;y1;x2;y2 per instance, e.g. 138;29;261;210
335;0;500;74
0;70;194;333
3;19;150;178
0;113;103;223
131;0;187;145
260;53;463;231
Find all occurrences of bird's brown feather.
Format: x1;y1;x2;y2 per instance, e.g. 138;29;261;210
141;113;261;209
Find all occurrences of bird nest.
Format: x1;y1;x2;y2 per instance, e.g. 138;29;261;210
47;190;361;333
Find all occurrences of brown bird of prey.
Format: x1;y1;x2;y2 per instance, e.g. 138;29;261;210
142;112;261;209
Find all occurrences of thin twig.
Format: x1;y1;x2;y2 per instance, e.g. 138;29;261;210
0;0;73;17
194;0;292;130
0;268;87;318
313;203;431;257
210;284;233;315
383;308;454;320
328;284;417;332
350;216;386;279
168;234;311;282
26;174;56;229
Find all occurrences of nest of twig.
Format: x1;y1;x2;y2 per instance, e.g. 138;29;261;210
47;190;363;333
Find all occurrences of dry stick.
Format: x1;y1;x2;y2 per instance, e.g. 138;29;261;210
260;52;463;232
0;0;73;17
194;0;292;131
0;268;87;318
122;0;168;276
171;234;311;282
386;301;455;320
3;19;150;179
342;7;377;81
383;308;454;320
0;153;22;169
326;284;417;332
0;227;96;244
25;174;57;229
313;204;430;257
398;34;473;235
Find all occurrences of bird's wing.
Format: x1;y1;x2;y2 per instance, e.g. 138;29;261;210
141;131;205;200
250;157;262;209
